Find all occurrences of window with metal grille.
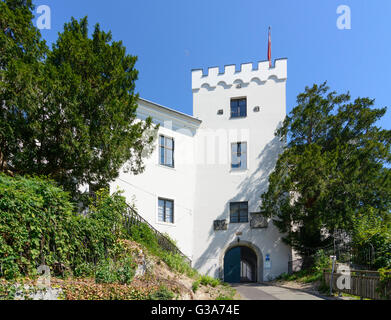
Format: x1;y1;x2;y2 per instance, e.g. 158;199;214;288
159;135;174;167
230;202;249;223
158;198;174;224
231;98;247;118
231;142;247;170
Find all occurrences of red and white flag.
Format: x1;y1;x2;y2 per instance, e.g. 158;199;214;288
268;27;272;68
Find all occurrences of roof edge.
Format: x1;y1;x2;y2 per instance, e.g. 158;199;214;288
138;98;202;125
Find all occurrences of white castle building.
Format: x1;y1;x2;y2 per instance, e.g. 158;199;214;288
110;58;292;282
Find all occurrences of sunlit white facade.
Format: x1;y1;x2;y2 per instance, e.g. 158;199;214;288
110;58;292;282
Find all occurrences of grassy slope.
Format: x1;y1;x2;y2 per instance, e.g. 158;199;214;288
0;239;236;300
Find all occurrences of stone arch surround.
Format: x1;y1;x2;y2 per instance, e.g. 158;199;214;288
219;240;264;283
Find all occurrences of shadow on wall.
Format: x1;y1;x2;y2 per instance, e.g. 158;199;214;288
193;128;287;280
229;134;283;210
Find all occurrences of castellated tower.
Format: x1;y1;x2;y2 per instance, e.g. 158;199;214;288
191;59;291;282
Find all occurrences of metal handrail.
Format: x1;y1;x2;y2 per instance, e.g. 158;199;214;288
123;204;192;265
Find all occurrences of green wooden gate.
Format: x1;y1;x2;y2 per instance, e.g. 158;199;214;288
224;247;241;283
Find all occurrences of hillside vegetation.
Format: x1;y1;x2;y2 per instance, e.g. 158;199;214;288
0;174;235;300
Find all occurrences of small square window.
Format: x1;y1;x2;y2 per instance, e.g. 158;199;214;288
230;202;249;223
231;98;247;118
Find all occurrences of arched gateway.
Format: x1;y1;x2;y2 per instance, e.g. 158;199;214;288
222;241;263;283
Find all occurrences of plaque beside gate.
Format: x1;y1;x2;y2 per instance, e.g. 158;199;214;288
250;213;268;229
214;220;228;231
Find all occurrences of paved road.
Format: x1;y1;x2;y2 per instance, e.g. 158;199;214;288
232;283;326;300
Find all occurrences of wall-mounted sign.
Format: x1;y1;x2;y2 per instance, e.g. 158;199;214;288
265;254;271;270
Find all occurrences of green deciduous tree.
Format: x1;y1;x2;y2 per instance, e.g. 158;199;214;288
260;82;391;261
1;1;156;197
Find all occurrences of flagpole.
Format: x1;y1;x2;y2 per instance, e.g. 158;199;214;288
268;26;272;68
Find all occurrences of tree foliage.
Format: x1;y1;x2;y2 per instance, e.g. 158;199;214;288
260;82;391;257
0;174;128;279
0;174;196;281
352;209;391;268
0;0;47;174
0;1;156;197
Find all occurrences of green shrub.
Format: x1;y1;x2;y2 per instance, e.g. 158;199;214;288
148;285;174;300
95;257;136;285
0;174;76;278
216;287;236;300
199;275;221;287
365;235;391;269
0;257;21;280
313;250;331;273
301;272;323;283
71;188;129;267
127;220;198;278
275;250;331;284
276;269;320;283
377;268;391;299
0;280;18;300
72;262;95;278
115;257;136;285
95;261;118;284
0;174;196;282
163;233;178;247
192;275;221;292
161;252;196;278
0;174;131;279
130;223;160;254
275;272;291;281
216;294;233;300
352;210;391;269
192;280;200;293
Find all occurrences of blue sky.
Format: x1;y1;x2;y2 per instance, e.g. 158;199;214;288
32;0;390;129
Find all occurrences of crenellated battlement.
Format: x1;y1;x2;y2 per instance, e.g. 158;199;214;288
192;58;287;90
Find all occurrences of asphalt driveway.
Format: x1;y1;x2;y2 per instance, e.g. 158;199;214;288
232;283;326;300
